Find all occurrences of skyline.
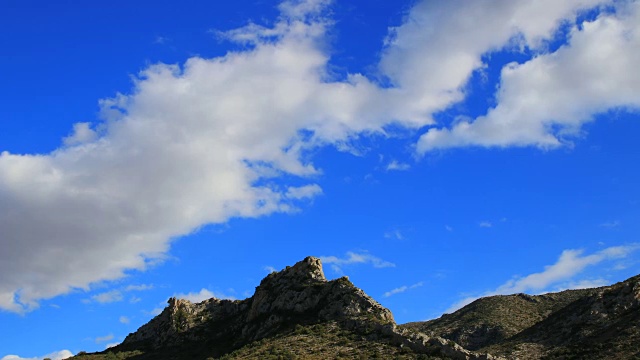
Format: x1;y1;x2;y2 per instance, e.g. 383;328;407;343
1;0;640;358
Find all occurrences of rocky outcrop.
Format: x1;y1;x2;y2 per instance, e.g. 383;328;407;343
116;256;500;359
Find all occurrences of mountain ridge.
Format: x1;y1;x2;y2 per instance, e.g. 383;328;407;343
71;257;640;359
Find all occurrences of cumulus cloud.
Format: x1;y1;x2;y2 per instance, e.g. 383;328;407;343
320;251;395;273
62;122;97;146
0;0;397;313
383;282;423;298
382;0;606;127
418;1;640;152
445;244;640;313
175;288;236;303
0;0;627;312
1;350;73;360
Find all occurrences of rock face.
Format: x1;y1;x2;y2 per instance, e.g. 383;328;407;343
115;256;499;359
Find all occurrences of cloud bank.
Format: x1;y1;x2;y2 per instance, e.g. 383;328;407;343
1;0;635;312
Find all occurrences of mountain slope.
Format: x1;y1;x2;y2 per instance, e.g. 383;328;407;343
408;274;640;359
403;288;596;350
486;274;640;359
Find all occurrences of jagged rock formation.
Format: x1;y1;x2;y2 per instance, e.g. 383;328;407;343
80;256;499;359
408;274;640;359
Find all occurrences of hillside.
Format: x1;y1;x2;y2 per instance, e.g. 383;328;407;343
403;288;596;350
407;275;640;359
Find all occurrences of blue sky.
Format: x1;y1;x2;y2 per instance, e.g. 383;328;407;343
2;0;640;358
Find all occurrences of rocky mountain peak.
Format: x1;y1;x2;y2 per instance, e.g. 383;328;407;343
257;256;326;289
113;256;500;359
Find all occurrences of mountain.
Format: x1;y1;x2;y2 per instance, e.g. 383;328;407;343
69;257;640;359
405;275;640;359
71;257;497;359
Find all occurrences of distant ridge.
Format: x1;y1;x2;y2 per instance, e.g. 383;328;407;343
405;274;640;359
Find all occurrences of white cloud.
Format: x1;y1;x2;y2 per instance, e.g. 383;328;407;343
320;251;395;273
382;0;606;128
479;221;493;228
0;0;628;313
445;225;453;232
383;282;423;298
445;244;640;313
385;160;410;171
264;266;278;273
119;315;130;324
418;1;640;153
0;0;392;313
1;350;74;360
174;288;236;303
90;290;123;304
62;122;97;146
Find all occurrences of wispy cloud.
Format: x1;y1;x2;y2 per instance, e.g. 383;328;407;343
445;244;640;313
320;251;395;273
85;284;153;304
599;220;621;228
124;284;154;292
385;160;410;171
119;316;130;324
264;266;278;273
95;334;114;343
285;184;323;200
90;290;123;304
384;229;404;240
479;221;492;228
383;282;424;298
